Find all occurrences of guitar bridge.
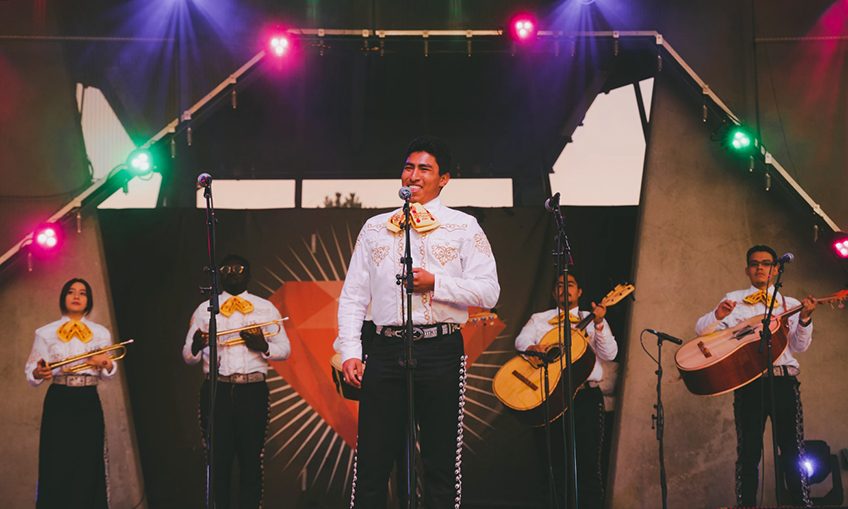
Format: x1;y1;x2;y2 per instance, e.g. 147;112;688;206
511;370;538;391
697;341;712;358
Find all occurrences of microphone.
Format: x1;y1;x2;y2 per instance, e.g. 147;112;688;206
196;173;213;189
646;329;684;345
398;186;412;201
520;348;560;363
777;252;795;265
544;192;561;212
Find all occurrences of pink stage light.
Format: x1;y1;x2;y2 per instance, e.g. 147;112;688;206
32;223;62;253
269;35;290;57
834;237;848;259
510;15;537;42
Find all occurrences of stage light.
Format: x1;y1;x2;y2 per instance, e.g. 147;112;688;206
728;127;753;152
269;35;290;57
127;148;154;176
799;440;832;485
782;439;844;505
833;233;848;259
31;223;63;254
510;15;537;42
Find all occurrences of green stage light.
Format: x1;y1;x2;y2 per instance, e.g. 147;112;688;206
727;127;754;153
127;148;154;176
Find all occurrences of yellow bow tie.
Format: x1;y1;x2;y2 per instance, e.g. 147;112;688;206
548;312;581;325
220;296;254;318
386;203;440;234
57;320;93;343
743;290;778;308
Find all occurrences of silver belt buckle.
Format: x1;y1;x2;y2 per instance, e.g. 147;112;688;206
54;374;98;387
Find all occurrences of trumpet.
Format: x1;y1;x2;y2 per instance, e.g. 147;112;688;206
213;318;289;347
45;339;134;373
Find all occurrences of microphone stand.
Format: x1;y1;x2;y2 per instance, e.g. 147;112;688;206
551;204;579;509
521;349;561;508
201;180;220;509
399;196;418;509
759;263;785;506
647;330;672;509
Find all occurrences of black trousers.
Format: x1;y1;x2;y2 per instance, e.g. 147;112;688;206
733;376;810;507
200;380;270;509
352;331;464;509
534;386;606;509
37;384;108;509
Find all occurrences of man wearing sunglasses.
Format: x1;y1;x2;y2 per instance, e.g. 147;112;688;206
695;244;817;507
184;254;291;509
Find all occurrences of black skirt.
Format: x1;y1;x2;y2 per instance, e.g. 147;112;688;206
37;384;108;509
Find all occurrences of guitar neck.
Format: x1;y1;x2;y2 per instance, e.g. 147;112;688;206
575;313;595;332
778;295;840;320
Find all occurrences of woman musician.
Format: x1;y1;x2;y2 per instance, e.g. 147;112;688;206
24;278;114;509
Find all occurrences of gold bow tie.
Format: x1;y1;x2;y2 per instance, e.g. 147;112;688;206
743;290;778;308
548;312;581;325
386;203;440;234
220;296;254;318
57;320;93;343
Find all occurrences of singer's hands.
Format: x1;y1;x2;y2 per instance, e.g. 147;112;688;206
409;268;435;293
714;299;737;320
342;358;365;388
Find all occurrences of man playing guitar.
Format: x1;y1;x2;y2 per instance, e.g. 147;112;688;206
694;244;817;506
514;272;617;509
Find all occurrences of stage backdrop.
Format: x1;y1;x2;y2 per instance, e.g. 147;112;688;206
99;205;636;508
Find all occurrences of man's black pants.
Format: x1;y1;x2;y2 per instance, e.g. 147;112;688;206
534;385;606;509
200;379;269;509
352;331;464;509
733;375;810;507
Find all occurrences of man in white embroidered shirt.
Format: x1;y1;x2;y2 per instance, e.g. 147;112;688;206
514;272;617;509
184;254;291;509
336;136;500;508
694;244;816;507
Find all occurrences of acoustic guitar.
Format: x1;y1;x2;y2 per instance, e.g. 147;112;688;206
492;283;634;426
676;289;848;396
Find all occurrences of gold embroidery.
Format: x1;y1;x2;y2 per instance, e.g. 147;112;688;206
473;232;493;256
371;245;390;266
364;222;386;232
440;223;468;232
432;244;459;266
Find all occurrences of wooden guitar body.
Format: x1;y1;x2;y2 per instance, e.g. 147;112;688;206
675;314;788;396
493;328;596;426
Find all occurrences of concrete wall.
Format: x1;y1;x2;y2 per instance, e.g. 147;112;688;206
0;213;145;508
608;72;848;508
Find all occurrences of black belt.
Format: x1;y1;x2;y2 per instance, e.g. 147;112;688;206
376;323;461;341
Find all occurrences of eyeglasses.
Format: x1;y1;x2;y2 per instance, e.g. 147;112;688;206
220;265;246;275
747;260;775;268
